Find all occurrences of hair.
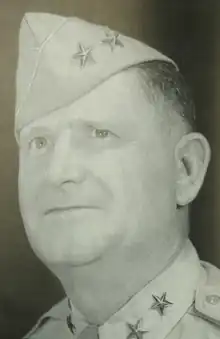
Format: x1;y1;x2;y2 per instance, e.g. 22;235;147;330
131;60;196;131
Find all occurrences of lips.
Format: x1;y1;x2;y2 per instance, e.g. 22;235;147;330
44;206;99;215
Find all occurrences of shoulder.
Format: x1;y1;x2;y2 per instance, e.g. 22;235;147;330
193;261;220;325
169;262;220;339
183;261;220;338
23;298;69;339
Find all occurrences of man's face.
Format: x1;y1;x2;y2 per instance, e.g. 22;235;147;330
18;69;179;268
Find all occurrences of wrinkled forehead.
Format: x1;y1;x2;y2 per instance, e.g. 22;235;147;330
15;12;177;140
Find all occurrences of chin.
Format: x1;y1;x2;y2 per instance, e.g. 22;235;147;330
52;252;102;268
23;214;119;268
41;250;103;275
27;233;104;269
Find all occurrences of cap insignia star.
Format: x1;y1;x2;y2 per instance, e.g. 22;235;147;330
73;43;95;68
101;31;124;51
150;292;173;316
127;319;149;339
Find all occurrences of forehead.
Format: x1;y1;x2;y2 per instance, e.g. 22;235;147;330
20;68;158;133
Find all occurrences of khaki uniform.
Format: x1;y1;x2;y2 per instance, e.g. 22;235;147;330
23;240;220;339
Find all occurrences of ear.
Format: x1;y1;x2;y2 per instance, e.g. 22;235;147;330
175;132;211;206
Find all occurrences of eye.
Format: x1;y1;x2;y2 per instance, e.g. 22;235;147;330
29;136;48;151
92;128;111;139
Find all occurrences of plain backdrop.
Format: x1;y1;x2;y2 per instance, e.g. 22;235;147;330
0;1;219;338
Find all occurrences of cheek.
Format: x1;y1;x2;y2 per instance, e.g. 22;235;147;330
18;160;44;216
102;144;176;215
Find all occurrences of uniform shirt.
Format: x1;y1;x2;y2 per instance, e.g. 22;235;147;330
23;240;220;339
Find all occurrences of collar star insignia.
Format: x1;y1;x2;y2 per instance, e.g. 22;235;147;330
73;43;95;68
150;292;173;316
127;319;149;339
101;31;124;51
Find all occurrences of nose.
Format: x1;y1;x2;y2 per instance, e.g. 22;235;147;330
47;129;86;187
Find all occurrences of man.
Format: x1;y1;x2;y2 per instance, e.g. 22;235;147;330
15;12;220;339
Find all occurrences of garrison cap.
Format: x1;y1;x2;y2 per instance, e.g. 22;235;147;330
15;12;177;137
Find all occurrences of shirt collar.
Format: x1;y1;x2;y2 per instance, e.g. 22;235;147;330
45;239;203;339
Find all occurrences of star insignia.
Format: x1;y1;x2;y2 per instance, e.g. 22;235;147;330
73;43;95;68
127;319;149;339
101;31;124;51
150;292;173;316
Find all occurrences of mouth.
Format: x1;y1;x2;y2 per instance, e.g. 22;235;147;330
44;206;99;216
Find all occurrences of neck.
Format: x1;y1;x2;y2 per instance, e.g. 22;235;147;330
51;235;186;325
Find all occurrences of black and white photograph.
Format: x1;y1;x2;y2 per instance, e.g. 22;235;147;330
0;1;219;338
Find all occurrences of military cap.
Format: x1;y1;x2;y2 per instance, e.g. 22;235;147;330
15;12;177;138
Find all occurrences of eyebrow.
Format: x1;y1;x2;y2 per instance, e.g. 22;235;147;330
19;125;55;140
68;118;128;131
18;116;133;143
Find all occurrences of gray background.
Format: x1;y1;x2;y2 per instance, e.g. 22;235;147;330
0;0;219;338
